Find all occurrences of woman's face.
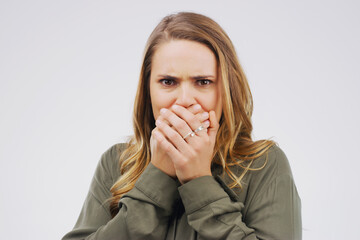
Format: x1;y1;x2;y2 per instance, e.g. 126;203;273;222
149;40;222;121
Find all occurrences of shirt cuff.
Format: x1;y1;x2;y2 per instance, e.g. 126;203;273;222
134;163;180;211
178;176;229;215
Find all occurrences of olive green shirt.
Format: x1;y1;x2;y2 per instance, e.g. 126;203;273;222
62;143;301;240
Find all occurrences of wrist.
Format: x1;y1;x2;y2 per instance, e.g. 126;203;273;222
178;171;212;184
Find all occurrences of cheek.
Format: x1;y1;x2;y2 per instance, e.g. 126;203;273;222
150;91;175;119
215;86;223;121
198;91;222;120
197;94;218;112
215;101;222;121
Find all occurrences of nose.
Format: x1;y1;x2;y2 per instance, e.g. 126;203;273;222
174;83;197;108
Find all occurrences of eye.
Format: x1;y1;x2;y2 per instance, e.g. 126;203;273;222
197;79;213;86
160;79;176;86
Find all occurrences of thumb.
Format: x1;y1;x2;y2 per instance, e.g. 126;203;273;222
208;110;219;140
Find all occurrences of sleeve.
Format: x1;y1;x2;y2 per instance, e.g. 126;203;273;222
178;146;302;240
62;144;180;240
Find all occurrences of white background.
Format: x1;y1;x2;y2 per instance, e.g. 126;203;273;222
1;0;359;239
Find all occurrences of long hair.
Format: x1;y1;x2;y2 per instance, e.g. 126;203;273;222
109;12;275;217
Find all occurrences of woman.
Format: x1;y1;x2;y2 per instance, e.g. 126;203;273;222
63;12;301;240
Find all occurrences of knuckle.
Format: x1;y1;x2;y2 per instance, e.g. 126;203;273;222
177;120;187;130
177;158;188;169
192;138;209;152
151;128;157;134
190;151;197;160
164;109;172;118
197;114;206;122
163;143;171;152
190;118;199;127
168;130;178;139
192;144;201;153
157;135;164;144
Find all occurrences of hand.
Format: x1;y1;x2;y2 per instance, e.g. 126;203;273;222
150;104;210;178
153;105;219;184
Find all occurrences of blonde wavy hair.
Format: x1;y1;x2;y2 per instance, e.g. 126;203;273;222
109;12;275;217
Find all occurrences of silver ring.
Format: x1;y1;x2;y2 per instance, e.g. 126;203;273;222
183;131;195;140
194;125;205;133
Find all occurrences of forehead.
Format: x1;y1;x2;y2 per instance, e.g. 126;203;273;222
151;40;217;76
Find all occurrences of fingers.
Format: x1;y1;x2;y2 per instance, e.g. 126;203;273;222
186;104;202;115
152;123;184;159
168;105;209;137
155;104;205;128
159;108;195;139
153;106;220;184
155;118;190;152
208;110;219;140
154;105;216;156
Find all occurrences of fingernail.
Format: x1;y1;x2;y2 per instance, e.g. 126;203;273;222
204;120;210;127
172;105;179;110
194;104;201;110
202;112;209;118
160;108;167;114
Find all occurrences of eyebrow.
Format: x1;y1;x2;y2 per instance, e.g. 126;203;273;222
157;74;215;80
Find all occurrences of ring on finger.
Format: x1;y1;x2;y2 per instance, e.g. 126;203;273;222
183;130;195;140
194;125;205;133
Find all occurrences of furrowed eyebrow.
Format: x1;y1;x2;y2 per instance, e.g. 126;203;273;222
157;74;215;80
157;75;178;80
192;75;215;80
